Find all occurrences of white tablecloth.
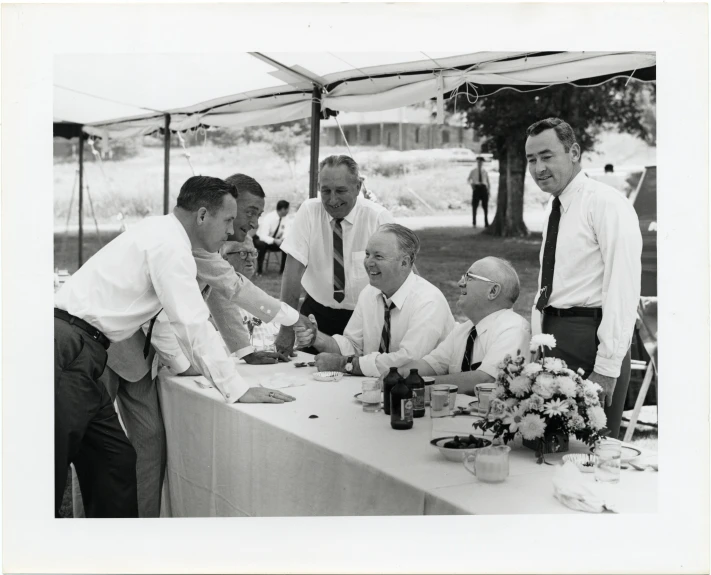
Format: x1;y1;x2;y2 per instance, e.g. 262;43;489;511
157;352;657;517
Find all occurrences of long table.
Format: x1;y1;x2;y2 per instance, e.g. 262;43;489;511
157;353;657;516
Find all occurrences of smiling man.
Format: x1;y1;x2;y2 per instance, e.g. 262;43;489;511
293;224;454;377
275;155;394;355
525;117;642;438
400;257;530;394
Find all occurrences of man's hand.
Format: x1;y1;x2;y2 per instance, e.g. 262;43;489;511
589;371;617;407
237;387;296;403
275;325;297;357
293;313;318;349
314;352;347;373
243;350;291;365
275;238;283;247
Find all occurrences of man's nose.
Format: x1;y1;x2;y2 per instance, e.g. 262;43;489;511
227;221;235;236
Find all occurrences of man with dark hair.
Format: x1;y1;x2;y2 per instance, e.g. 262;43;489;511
55;175;295;518
525;117;642;438
467;156;490;227
276;155;394;354
254;199;290;274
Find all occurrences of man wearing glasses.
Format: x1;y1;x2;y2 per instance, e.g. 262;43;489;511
400;257;530;395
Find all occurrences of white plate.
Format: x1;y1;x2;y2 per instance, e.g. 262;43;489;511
313;371;344;382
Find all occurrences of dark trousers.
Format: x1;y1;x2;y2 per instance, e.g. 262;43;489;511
471;185;489;227
253;236;286;274
541;313;631;439
300;293;354;355
55;318;138;518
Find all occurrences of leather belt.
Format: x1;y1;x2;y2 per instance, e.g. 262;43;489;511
542;306;603;319
54;308;111;349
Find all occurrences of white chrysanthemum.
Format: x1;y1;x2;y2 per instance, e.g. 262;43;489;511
530;334;556;351
543;357;565;373
493;385;507;399
503;406;526;432
532;373;555;399
489;398;507;417
543;398;570;417
505;397;518;408
555;376;577;398
583;380;603;395
518;398;531;412
587;406;607;430
519;413;547;440
569;413;585;430
523;362;543;377
509;375;532;398
528;394;545;411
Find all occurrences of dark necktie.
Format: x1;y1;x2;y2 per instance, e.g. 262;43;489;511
379;298;396;353
536;197;562;312
143;309;162;358
273;217;282;240
332;218;345;303
461;326;479;372
478;168;483;184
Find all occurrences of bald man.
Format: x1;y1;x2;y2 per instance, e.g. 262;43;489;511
401;257;531;395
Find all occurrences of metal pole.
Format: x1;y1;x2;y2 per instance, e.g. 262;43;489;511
78;132;84;268
308;86;321;199
163;114;171;214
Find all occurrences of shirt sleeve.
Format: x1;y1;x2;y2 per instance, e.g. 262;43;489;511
422;326;460;376
256;212;275;245
333;296;365;357
359;297;453;378
279;202;312;267
146;242;249;403
478;322;532;378
591;194;643;377
145;311;192;375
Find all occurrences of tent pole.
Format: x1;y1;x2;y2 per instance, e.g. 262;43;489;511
163;114;171;214
78;131;84;268
308;86;321;199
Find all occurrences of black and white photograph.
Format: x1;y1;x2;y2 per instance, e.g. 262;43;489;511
3;2;708;574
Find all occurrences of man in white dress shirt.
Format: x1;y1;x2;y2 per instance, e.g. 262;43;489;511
400;257;530;394
526;118;642;438
276;155;394;354
54;175;294;518
254;199;289;274
294;224;454;377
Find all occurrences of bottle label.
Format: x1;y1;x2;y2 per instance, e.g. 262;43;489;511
413;388;425;411
400;399;413;422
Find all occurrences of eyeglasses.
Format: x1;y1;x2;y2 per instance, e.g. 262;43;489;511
224;250;258;259
461;271;497;284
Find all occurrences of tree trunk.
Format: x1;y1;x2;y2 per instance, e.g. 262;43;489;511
484;145;508;236
504;137;528;237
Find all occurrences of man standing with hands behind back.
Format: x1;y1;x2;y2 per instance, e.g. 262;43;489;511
467;156;490;228
525;117;642;438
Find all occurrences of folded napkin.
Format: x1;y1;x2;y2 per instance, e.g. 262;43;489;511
552;462;619;513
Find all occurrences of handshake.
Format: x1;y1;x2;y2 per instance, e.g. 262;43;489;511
275;313;319;356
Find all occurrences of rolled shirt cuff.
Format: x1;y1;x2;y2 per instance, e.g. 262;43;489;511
357;353;381;378
275;303;299;327
422;355;448;376
168;353;192;375
233;346;255;360
333;335;357;357
593;354;622;379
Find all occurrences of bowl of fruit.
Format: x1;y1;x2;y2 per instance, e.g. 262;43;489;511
430;435;492;462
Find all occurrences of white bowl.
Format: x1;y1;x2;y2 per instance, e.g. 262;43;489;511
312;371;344;382
562;453;598;473
430;436;492;462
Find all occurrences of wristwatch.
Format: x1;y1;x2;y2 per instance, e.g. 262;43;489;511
344;355;355;374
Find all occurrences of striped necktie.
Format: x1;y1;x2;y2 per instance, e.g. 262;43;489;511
332;218;346;303
379;298;396;354
460;326;479;372
536;197;562;312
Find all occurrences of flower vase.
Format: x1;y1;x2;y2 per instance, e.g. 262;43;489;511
523;431;569;455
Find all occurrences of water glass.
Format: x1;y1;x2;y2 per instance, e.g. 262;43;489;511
423;376;435;406
361;379;381;413
463;446;510;483
443;384;458;415
430;385;450;418
594;438;622;484
475;383;496;415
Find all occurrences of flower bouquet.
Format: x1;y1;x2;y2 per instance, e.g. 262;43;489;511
473;334;608;463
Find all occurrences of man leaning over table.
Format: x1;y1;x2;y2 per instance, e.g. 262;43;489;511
294;223;454;377
526;117;642;438
400;257;531;395
54;175;295;518
275;155;394;355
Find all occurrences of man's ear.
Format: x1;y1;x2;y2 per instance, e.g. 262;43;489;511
489;284;501;300
196;207;208;224
570;142;581;163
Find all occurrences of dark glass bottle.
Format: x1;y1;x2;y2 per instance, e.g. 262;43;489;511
405;369;426;418
382;367;402;415
390;376;414;430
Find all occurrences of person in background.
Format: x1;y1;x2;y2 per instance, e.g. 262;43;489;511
526;117;642;438
467;156;490;228
276;155;394;355
54;175;294;518
400;257;530;395
254;199;290;275
294;224;454;377
593;163;630;197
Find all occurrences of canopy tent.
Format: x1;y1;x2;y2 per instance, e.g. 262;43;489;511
54;51;655;266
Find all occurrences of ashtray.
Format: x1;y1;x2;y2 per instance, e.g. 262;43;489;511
312;371;344;382
562;453;598;473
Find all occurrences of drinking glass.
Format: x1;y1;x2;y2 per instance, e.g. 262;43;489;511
443;384;458;415
594;438;622;484
423;376;435;406
361;379;381;413
475;383;496;415
430;385;450;418
463;446;510;483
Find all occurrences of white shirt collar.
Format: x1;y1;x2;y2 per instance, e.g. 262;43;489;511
557;169;587;213
169;212;192;249
475;308;509;335
378;271;417;310
327;195;362;225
